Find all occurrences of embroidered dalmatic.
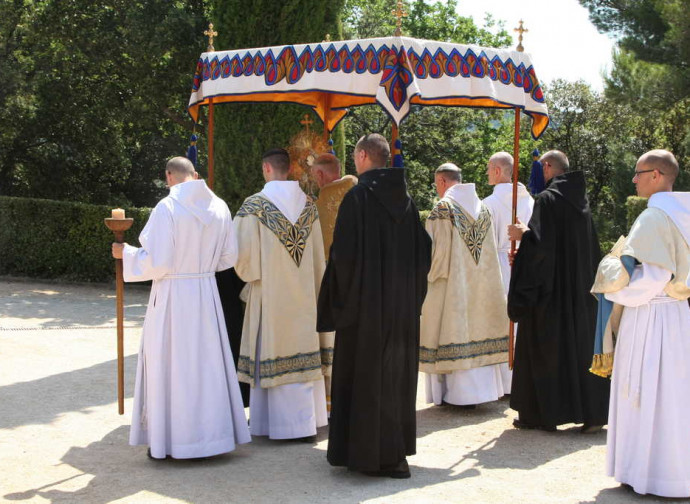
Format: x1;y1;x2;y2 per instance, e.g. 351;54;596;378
234;181;330;439
420;184;509;379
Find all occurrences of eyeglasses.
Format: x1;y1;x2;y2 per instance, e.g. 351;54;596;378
634;169;665;177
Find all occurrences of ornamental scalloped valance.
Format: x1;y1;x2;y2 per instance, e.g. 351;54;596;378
187;36;549;139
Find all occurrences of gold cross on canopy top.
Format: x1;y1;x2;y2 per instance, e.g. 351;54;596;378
204;23;218;52
392;0;407;37
514;20;528;52
323;33;331;43
300;114;314;134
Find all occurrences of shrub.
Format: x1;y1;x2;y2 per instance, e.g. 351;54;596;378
0;196;150;282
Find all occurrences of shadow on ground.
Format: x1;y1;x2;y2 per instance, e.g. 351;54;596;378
0;355;137;429
0;281;147;328
3;426;478;504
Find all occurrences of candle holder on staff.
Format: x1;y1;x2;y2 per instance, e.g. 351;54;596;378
104;209;133;415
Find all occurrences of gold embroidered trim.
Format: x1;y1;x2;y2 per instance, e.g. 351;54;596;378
238;351;322;380
420;336;509;363
237;194;318;266
428;200;492;264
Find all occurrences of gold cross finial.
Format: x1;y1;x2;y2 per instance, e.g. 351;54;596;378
300;114;314;134
514;20;528;52
204;23;218;52
391;0;407;37
323;33;331;43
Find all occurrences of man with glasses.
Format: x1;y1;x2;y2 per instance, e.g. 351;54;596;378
507;150;610;432
593;149;690;497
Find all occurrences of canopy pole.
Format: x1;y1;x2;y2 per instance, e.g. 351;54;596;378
208;98;215;190
508;107;521;370
322;95;331;143
390;123;399;167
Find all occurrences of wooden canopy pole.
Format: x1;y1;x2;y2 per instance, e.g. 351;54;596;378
322;95;331;143
390;123;399;167
508;107;521;370
208;98;215;190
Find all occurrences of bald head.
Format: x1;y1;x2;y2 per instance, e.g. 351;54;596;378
540;150;569;182
638;149;679;183
540;150;569;172
487;152;514;184
166;156;197;184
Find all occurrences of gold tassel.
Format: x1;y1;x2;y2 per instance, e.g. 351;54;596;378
589;353;613;378
589;353;614;378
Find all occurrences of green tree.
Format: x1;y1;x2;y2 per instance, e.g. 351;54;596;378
0;0;209;207
210;0;343;211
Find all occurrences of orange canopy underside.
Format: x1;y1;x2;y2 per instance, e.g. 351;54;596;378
188;91;549;138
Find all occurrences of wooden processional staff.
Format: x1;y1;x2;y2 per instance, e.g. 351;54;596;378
105;209;133;414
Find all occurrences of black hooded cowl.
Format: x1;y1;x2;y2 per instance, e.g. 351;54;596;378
508;170;610;427
317;167;431;471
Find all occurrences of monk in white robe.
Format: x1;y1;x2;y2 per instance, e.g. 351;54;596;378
113;157;251;459
234;148;329;441
591;150;690;497
421;163;509;407
482;152;534;391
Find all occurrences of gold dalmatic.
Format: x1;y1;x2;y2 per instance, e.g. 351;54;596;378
237;195;319;267
428;200;492;264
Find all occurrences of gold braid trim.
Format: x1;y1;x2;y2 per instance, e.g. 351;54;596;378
589;353;614;378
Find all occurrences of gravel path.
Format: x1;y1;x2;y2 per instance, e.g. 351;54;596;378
0;278;676;503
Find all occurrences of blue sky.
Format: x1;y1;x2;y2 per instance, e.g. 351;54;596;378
455;0;616;91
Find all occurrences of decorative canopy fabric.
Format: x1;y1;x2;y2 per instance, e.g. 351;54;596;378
188;36;549;139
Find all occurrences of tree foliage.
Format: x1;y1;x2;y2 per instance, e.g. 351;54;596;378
210;0;344;211
0;0;210;206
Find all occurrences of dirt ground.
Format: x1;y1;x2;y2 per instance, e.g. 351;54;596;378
0;278;679;503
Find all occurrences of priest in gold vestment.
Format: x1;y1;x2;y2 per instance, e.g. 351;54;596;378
234;148;331;441
420;163;509;407
311;153;357;258
310;153;356;413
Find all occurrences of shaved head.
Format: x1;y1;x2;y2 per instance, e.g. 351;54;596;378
166;156;196;183
540;150;569;173
638;149;679;182
488;152;514;181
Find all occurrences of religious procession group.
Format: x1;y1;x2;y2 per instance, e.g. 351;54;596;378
111;133;690;497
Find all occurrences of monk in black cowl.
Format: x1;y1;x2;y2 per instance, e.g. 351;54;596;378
507;150;610;433
317;133;431;479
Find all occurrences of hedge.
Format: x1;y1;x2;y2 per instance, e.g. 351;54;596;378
0;194;652;283
0;196;150;282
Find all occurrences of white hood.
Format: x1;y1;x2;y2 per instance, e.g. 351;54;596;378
261;180;307;224
168;180;216;226
489;182;534;215
648;191;690;247
445;183;481;220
